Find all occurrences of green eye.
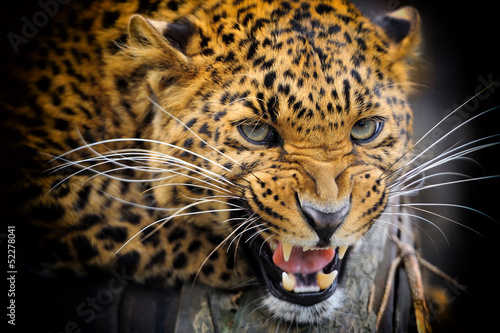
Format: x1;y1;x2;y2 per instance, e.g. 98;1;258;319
350;118;383;143
238;123;276;145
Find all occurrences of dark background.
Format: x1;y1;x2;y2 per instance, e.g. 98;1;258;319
1;0;500;332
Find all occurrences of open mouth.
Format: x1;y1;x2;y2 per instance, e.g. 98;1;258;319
244;232;348;307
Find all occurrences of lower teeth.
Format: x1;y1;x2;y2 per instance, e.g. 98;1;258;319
294;285;320;293
281;270;338;293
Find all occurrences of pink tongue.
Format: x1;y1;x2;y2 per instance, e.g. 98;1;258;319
272;243;335;274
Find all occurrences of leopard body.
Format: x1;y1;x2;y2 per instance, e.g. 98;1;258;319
2;0;420;323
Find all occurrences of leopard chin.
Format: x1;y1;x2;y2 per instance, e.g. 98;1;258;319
242;229;349;323
261;289;345;324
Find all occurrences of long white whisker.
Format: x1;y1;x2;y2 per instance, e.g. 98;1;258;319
246;226;272;248
389;171;471;191
389;136;500;187
96;148;239;188
95;186;179;211
382;103;500;182
181;194;243;202
390;175;500;198
115;199;243;254
192;219;255;286
142;182;231;196
49;137;236;175
396;204;483;236
380;211;449;246
397;202;496;222
411;83;499;152
227;96;265;106
49;141;245;196
49;157;181;193
385;106;500;181
374;219;438;251
227;214;261;250
148;96;245;170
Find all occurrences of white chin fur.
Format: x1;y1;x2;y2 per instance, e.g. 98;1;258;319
261;289;345;324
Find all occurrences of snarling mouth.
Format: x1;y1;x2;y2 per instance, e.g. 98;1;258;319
245;233;348;307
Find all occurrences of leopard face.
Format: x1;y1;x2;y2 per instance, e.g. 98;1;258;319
3;0;420;324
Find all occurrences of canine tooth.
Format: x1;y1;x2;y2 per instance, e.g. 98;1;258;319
282;242;293;262
270;241;278;251
338;246;348;259
317;270;338;290
282;272;296;292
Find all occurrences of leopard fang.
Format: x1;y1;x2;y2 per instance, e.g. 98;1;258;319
317;270;338;290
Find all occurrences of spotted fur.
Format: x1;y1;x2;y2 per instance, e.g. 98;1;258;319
2;0;421;323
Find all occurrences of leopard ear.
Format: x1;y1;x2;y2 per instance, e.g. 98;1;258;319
373;7;421;60
128;14;195;64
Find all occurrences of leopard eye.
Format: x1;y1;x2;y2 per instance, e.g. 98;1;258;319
238;123;275;145
350;118;383;143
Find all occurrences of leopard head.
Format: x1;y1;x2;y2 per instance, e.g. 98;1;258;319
124;0;420;323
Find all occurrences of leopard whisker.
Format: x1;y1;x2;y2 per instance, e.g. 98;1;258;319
48;155;181;193
47;157;111;192
370;82;441;99
145;170;239;195
372;219;400;238
391;149;495;191
388;135;500;188
182;194;244;202
138;205;246;244
192;217;254;286
379;211;449;246
54;127;255;196
371;218;438;254
227;213;261;252
227;95;266;107
50;141;245;196
48;159;179;195
389;175;500;198
50;137;238;179
231;277;260;289
389;171;471;191
410;84;498;156
260;233;275;257
380;105;500;182
142;182;233;196
396;202;496;223
245;225;272;248
115;199;244;254
87;146;241;189
221;217;250;224
393;203;483;236
123;148;243;187
148;96;248;173
95;186;180;211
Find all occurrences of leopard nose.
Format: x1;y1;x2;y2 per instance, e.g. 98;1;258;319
301;203;350;245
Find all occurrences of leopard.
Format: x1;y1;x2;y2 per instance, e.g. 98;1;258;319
1;0;422;325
